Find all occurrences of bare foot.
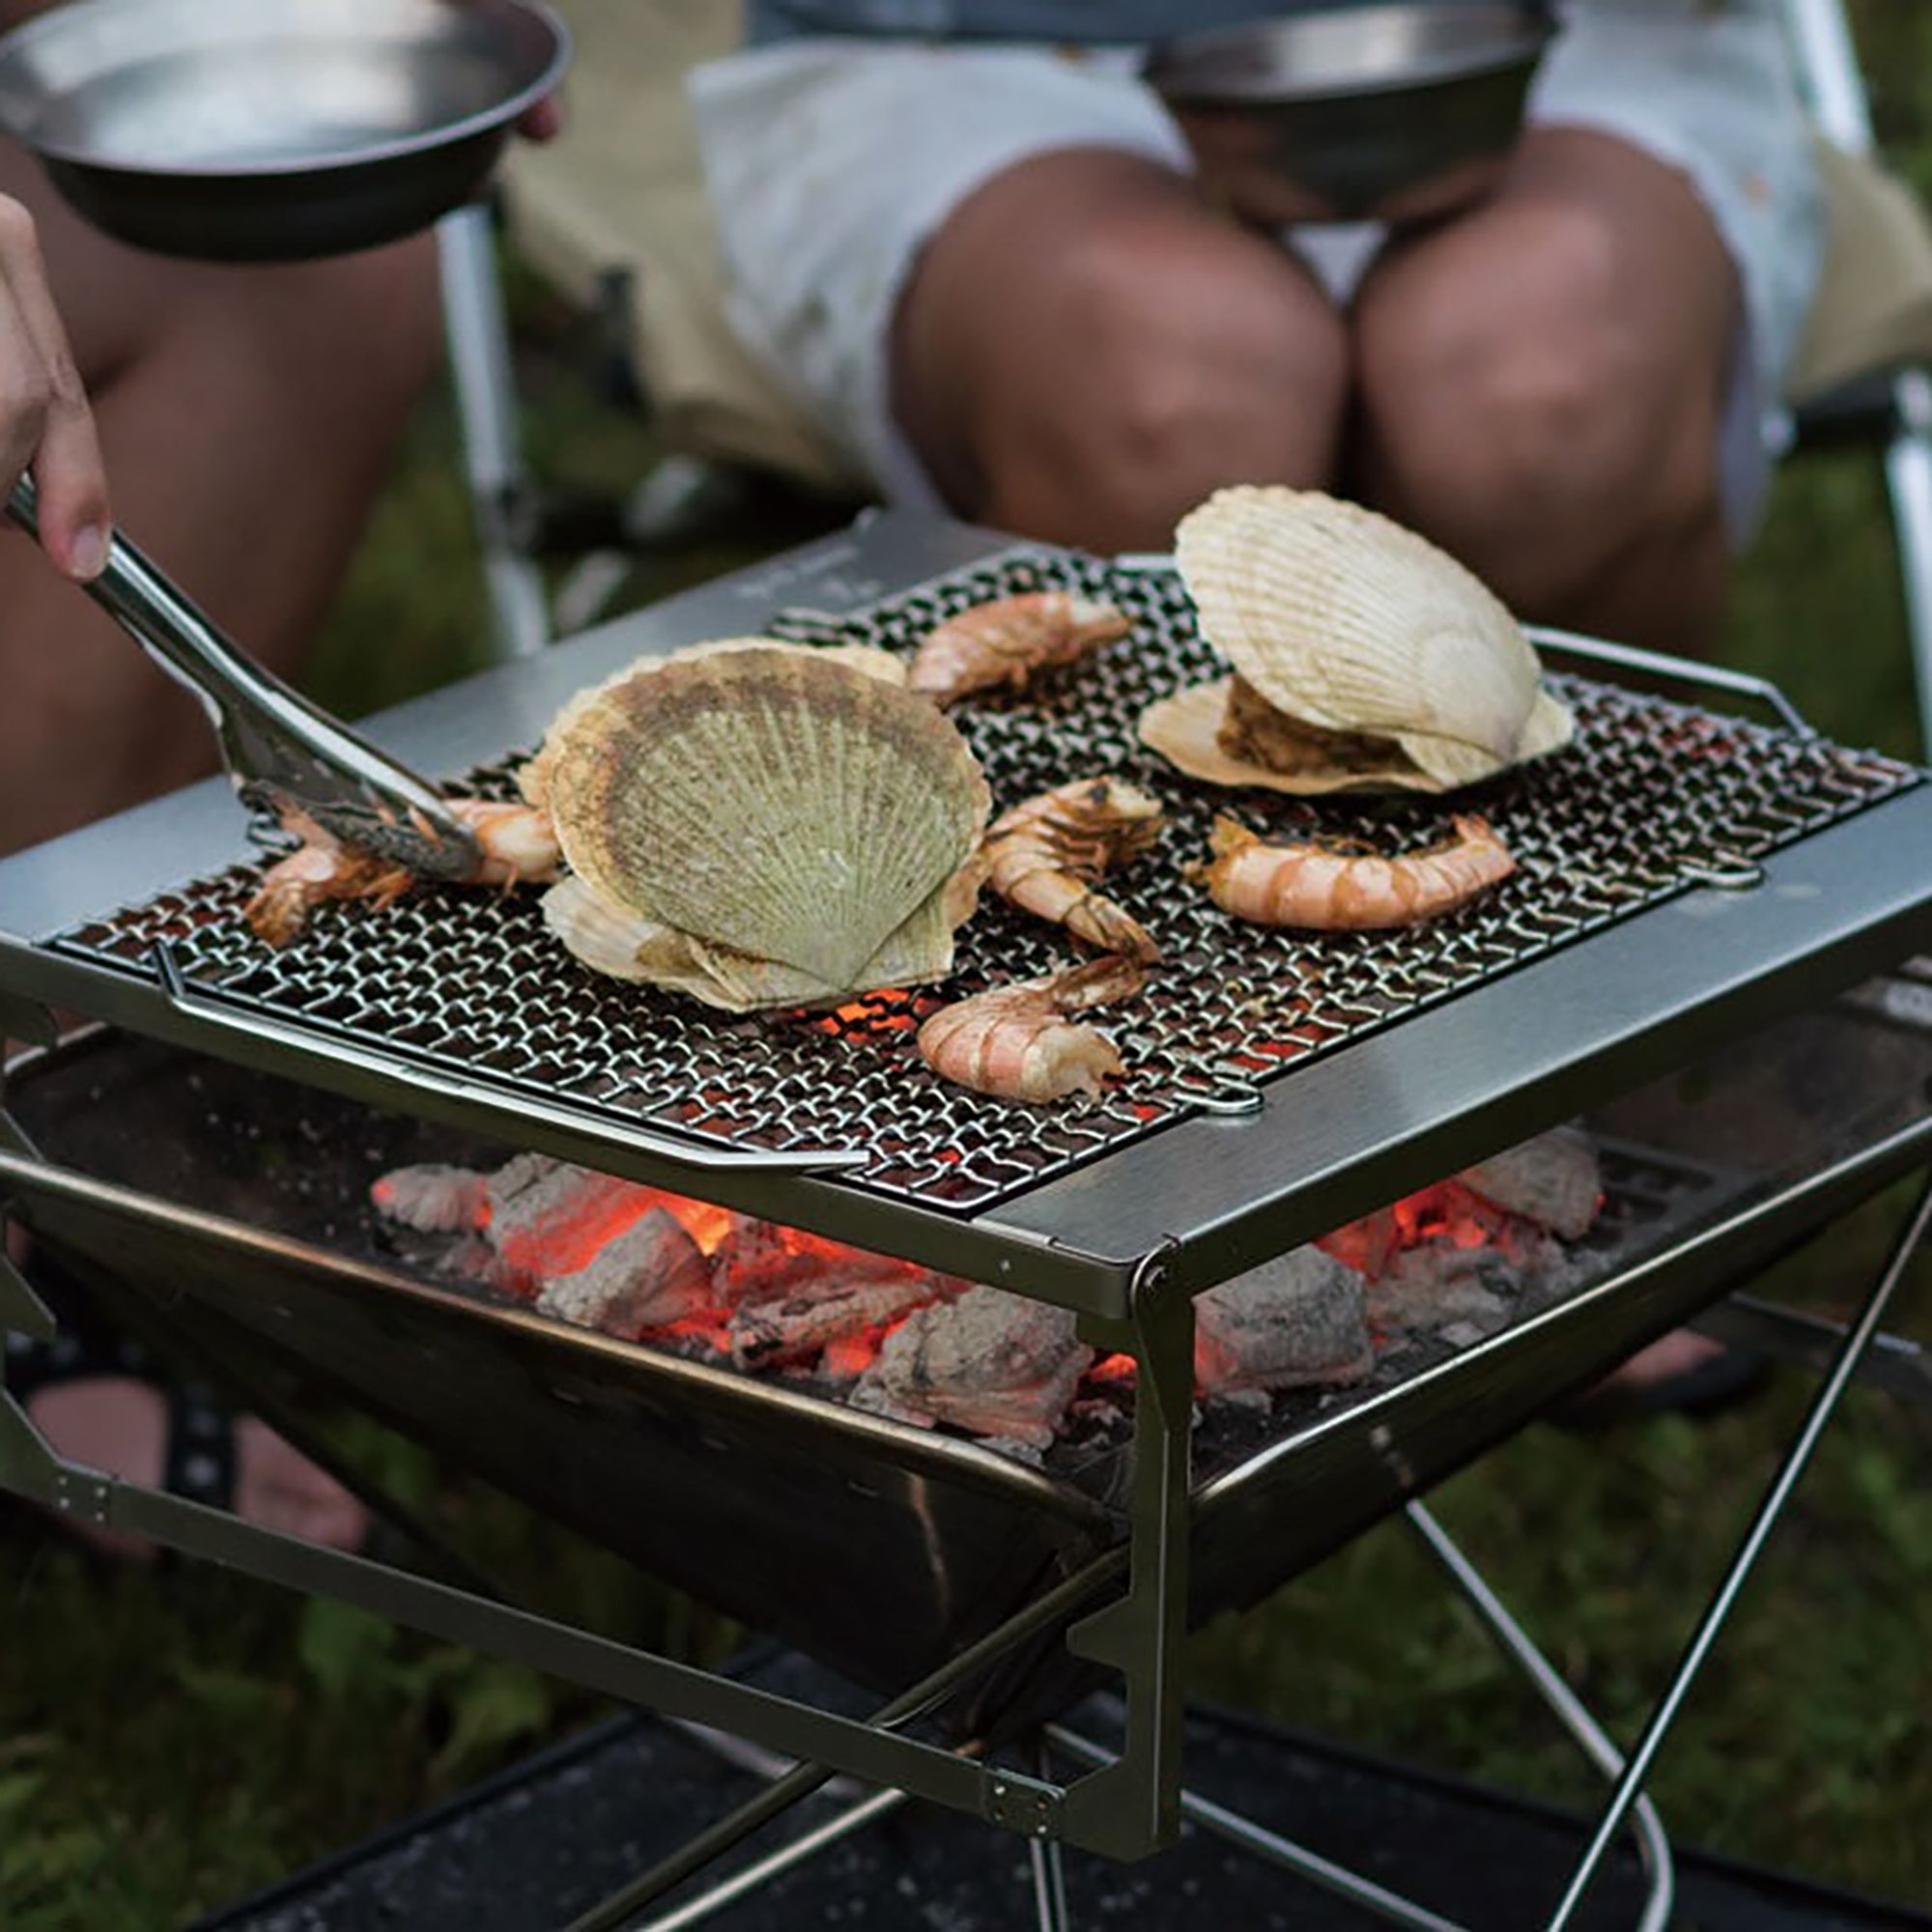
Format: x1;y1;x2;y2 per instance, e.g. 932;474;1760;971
1594;1328;1729;1395
24;1376;368;1562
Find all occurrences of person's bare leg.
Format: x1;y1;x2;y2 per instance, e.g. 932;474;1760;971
0;151;439;1551
1351;128;1741;653
0;143;442;853
893;149;1350;554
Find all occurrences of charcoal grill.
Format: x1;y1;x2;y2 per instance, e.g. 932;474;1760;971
5;509;1932;1931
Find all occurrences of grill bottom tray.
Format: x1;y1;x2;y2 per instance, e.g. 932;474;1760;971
6;982;1932;1726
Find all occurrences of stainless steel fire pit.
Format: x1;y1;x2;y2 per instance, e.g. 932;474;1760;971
4;511;1932;1927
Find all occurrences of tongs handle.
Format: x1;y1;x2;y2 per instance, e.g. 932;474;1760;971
6;474;480;879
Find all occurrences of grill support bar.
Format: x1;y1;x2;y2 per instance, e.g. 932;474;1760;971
0;1339;1111;1839
557;1244;1201;1928
1546;1167;1932;1930
582;1157;1932;1932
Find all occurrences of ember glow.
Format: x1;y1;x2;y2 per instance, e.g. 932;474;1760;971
1318;1180;1529;1278
487;1178;738;1282
373;1125;1603;1449
797;986;926;1037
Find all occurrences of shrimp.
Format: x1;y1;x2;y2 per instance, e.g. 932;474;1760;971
244;797;563;947
916;954;1146;1104
982;776;1165;961
907;591;1131;705
1197;812;1515;931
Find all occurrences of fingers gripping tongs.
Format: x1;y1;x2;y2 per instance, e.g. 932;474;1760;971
6;474;481;879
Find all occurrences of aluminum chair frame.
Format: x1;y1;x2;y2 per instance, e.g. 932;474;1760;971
1783;0;1932;756
434;0;1932;755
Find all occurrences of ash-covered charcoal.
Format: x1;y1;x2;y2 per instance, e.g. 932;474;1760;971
368;1159;501;1283
1456;1125;1603;1239
480;1154;667;1294
1194;1245;1375;1400
729;1272;947;1373
1364;1242;1542;1335
851;1285;1094;1449
370;1162;489;1234
534;1207;716;1341
707;1213;967;1309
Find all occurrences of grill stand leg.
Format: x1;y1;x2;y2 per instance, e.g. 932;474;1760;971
10;1177;1920;1927
630;1785;913;1932
1027;1734;1073;1932
1404;1503;1675;1932
1043;1514;1680;1932
561;1243;1196;1930
1539;1165;1932;1930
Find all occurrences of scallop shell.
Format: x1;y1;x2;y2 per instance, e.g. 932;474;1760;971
541;872;972;1012
536;645;990;992
1173;486;1573;787
520;638;905;814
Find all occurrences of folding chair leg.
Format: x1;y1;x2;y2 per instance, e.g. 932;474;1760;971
437;203;552;660
1884;371;1932;760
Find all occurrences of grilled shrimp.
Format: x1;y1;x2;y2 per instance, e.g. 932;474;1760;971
982;776;1165;961
907;591;1131;705
1198;813;1515;931
244;798;564;946
916;954;1146;1104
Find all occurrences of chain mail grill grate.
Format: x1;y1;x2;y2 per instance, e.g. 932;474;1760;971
49;549;1920;1210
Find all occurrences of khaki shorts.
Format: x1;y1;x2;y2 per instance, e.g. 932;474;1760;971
690;0;1827;545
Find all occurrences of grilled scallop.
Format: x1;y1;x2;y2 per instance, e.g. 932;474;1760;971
526;643;991;1008
1142;485;1574;792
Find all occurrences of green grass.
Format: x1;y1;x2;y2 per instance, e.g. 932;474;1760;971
8;7;1932;1921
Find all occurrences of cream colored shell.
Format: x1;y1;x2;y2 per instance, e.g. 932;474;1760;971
541;871;975;1012
1171;486;1573;787
1139;675;1576;796
529;644;989;998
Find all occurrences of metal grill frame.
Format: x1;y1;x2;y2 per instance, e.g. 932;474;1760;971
38;548;1916;1220
4;511;1932;1900
2;510;1929;1321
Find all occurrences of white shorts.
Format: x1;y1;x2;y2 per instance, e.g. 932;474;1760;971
690;1;1827;546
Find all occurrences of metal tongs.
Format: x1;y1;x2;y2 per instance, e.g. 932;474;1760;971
6;473;481;878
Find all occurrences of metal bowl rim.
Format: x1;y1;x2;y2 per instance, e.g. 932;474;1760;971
0;0;572;181
1144;3;1558;107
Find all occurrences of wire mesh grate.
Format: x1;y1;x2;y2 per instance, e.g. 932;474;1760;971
50;548;1921;1209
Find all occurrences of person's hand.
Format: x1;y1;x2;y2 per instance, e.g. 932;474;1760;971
1175;106;1344;229
1177;107;1516;232
516;91;564;142
0;193;108;581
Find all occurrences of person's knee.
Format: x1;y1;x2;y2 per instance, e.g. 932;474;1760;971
980;232;1350;549
193;232;442;434
1354;225;1724;609
290;232;443;421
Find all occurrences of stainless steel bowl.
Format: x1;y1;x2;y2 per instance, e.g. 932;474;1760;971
0;0;570;262
1144;1;1558;226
